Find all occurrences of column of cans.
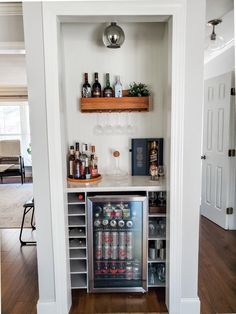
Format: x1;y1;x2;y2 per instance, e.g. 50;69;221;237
95;231;133;261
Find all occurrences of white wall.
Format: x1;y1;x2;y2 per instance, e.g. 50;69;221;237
204;46;234;79
62;22;167;174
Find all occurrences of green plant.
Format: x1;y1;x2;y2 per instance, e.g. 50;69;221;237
128;82;150;97
27;143;31;155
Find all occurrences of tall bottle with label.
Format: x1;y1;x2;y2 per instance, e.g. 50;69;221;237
79;144;87;179
82;73;91;98
114;76;122;97
68;146;75;179
90;145;98;177
103;73;114;97
149;141;158;180
74;149;81;179
92;72;102;97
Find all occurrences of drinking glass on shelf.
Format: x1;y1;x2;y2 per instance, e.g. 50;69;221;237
157;263;166;283
149;191;157;207
94;113;103;135
158;165;165;177
149;221;156;237
149;263;156;285
158;219;166;237
158;191;166;207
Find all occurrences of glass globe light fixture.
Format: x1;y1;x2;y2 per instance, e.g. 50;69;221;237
103;22;125;48
205;19;225;52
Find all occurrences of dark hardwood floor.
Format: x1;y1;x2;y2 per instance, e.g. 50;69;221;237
198;216;236;314
1;217;236;314
1;229;38;314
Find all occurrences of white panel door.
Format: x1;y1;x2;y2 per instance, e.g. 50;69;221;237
201;73;232;229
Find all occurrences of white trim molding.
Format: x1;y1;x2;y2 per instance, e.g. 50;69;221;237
0;42;25;55
37;300;57;314
23;1;204;314
0;3;22;16
180;298;201;314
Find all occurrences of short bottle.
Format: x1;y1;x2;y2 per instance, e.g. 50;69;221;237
92;72;102;97
85;157;91;179
68;146;75;178
114;76;122;97
103;73;114;97
82;73;91;98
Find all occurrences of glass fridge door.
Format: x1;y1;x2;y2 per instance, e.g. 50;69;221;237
88;195;147;293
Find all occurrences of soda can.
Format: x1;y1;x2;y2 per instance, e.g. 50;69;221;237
111;232;118;246
114;209;122;219
126;245;133;260
101;261;109;274
126;262;133;280
95;231;103;246
103;231;111;245
103;245;111;260
95;262;102;275
119;232;126;246
119;245;126;260
123;207;131;218
111;245;118;260
132;261;141;280
95;246;102;260
126;231;133;245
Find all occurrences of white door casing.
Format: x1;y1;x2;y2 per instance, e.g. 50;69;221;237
201;72;232;229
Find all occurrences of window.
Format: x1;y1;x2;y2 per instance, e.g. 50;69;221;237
0;102;31;166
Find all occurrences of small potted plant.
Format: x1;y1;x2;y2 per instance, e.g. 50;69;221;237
128;82;150;97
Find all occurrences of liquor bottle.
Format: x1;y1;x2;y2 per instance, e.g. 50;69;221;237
149;141;158;179
68;146;75;178
114;76;122;97
82;73;91;98
103;73;114;97
75;142;80;152
74;150;81;179
90;145;98;177
92;72;101;97
85;157;91;179
79;144;87;179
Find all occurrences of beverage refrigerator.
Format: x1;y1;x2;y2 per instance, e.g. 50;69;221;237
87;195;148;293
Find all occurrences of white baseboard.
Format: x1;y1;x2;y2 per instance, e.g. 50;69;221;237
37;300;57;314
180;297;200;314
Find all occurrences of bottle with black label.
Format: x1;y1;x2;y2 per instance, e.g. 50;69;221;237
68;146;75;178
103;73;114;97
92;72;101;97
85;157;91;179
82;73;91;98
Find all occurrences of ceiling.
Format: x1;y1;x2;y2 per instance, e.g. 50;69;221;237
206;0;234;22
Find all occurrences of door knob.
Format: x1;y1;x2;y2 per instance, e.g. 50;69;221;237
201;155;206;160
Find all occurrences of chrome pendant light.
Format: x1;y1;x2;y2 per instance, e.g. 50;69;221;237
205;19;225;52
103;22;125;49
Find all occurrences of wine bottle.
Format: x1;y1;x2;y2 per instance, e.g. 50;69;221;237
68;146;75;179
114;76;122;97
79;144;87;179
74;150;81;179
92;72;101;97
85;157;91;179
82;73;91;98
90;145;98;177
103;73;114;97
149;141;158;179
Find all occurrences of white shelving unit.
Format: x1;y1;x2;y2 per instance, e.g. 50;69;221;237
67;192;88;290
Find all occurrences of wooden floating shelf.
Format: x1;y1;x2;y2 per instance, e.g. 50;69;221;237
80;96;150;112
